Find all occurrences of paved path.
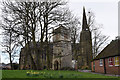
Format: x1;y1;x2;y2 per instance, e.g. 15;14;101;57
78;69;120;77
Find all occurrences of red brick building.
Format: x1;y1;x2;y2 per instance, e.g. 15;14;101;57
91;39;120;75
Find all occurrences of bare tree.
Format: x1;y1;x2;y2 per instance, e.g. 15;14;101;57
1;0;81;70
92;27;109;58
68;17;81;60
36;1;81;69
0;21;19;69
1;1;38;69
87;10;109;58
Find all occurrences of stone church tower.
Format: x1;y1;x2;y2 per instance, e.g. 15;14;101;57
52;25;72;70
78;7;92;69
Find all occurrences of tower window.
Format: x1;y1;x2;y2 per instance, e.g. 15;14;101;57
82;48;84;53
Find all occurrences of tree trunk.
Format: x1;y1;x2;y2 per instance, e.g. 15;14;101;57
9;53;13;70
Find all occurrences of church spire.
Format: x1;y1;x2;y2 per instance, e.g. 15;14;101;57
79;7;92;69
82;7;89;31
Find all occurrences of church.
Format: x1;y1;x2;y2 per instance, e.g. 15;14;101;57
78;7;92;69
19;7;92;70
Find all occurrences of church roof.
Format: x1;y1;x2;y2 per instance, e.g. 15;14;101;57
53;24;69;34
94;39;120;60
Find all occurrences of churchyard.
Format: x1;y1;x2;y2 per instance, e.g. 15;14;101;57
0;0;119;80
2;70;118;78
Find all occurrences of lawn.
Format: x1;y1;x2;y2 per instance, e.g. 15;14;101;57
2;70;118;78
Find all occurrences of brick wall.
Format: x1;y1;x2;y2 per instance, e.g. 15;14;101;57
105;57;119;75
119;57;120;75
94;60;104;73
91;62;94;72
93;56;120;75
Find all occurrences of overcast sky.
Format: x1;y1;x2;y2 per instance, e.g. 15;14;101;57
0;0;118;64
68;0;118;40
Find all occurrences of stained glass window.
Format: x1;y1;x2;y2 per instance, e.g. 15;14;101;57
108;58;113;66
115;56;119;66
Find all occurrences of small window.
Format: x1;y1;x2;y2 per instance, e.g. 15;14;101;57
108;58;113;66
82;48;84;53
62;49;63;52
114;56;119;66
53;36;56;41
100;59;103;66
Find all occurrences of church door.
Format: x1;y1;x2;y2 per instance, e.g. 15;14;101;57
54;61;59;70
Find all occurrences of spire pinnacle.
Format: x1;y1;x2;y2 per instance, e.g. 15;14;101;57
82;7;89;31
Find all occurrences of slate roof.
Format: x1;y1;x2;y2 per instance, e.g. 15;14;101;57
53;25;69;34
94;39;120;60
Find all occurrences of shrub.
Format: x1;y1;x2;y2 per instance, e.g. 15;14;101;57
81;66;89;70
60;67;75;70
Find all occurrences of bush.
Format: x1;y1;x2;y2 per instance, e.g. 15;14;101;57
60;67;75;70
12;63;19;70
81;66;89;70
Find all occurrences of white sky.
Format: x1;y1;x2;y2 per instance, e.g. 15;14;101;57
68;0;118;40
0;0;119;64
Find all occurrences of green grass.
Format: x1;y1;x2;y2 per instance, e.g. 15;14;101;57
2;70;118;78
